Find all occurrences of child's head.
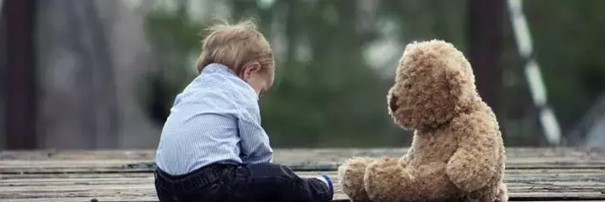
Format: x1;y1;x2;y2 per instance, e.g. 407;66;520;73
197;20;275;97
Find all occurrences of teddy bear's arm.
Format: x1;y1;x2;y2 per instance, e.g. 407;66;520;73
446;113;500;192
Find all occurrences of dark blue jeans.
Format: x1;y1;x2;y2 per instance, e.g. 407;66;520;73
155;163;332;202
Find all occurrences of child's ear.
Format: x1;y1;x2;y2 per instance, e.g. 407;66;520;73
240;62;262;80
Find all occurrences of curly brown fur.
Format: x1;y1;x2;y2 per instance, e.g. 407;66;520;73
338;40;507;201
338;157;374;202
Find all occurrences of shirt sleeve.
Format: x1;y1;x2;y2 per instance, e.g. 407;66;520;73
237;101;273;164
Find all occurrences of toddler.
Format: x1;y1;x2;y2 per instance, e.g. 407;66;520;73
154;20;333;202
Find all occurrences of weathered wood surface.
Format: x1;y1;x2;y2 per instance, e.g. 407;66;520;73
1;148;604;201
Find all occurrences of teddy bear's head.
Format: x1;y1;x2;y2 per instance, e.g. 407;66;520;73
387;40;479;130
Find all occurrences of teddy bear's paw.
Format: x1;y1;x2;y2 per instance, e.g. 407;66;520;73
338;157;374;202
364;158;418;201
495;183;508;202
464;182;508;202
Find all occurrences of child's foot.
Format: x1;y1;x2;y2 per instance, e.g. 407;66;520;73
314;175;334;199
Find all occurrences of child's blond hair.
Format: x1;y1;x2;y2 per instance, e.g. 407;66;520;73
197;20;274;74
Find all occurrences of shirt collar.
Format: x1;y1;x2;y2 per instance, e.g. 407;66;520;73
202;63;233;74
201;63;260;101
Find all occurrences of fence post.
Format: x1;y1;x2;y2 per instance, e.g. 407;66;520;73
3;0;37;149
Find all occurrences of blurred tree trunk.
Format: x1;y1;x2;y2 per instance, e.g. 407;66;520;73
36;0;119;148
0;0;5;149
468;0;504;126
3;0;37;149
36;0;158;149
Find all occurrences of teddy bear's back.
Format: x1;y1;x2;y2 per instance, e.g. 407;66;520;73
403;101;505;199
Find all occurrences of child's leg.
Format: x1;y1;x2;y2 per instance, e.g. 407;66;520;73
154;165;227;202
227;163;333;202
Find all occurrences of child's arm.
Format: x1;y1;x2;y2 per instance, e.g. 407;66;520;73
237;102;273;164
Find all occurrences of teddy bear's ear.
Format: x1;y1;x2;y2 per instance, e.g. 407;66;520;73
445;57;477;112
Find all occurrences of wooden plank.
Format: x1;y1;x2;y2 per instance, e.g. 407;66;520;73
1;156;603;167
2;171;605;200
3;169;605;181
2;148;605;174
3;178;605;191
2;148;605;160
0;183;603;200
1;148;605;201
2;161;604;174
1;168;602;180
2;197;159;202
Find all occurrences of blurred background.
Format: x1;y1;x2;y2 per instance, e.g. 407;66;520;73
1;0;604;150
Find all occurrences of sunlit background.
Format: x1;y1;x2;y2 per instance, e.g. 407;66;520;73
1;0;604;149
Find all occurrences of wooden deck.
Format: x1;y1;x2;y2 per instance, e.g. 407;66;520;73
1;148;604;201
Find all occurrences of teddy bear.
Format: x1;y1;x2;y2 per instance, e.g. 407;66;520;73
337;40;507;202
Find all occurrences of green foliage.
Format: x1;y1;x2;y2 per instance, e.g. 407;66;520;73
141;3;203;124
142;0;605;147
233;0;403;147
525;0;605;130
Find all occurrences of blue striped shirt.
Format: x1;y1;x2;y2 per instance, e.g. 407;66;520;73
155;63;273;175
